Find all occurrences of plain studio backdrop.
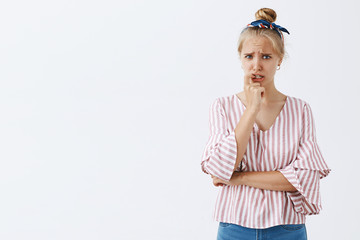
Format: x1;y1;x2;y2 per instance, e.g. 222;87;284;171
0;0;359;239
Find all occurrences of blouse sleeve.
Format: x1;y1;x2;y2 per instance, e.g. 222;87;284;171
279;103;331;215
200;98;238;181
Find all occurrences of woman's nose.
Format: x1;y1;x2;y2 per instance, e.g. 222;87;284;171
252;58;262;71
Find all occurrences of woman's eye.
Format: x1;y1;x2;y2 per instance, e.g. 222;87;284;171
263;55;271;59
244;55;252;59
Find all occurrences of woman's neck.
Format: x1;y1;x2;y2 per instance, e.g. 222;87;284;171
261;88;284;103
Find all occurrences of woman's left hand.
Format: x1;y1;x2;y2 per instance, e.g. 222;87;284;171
211;175;227;187
211;172;242;187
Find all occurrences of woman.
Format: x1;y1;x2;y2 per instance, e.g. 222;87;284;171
200;8;331;240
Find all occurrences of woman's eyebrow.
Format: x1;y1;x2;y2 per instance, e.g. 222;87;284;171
243;52;273;55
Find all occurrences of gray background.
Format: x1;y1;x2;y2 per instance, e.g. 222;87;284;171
0;0;358;239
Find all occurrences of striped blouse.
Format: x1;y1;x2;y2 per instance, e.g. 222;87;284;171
200;94;331;229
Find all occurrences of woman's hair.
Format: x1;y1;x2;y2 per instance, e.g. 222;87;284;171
237;8;285;59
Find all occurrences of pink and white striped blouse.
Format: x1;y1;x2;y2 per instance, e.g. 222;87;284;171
201;94;331;229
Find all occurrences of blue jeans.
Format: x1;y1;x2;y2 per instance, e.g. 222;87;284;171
217;222;307;240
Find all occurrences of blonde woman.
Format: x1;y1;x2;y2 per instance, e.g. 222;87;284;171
200;8;330;240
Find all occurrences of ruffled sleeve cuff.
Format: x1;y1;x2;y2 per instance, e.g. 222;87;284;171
279;165;330;215
201;130;238;181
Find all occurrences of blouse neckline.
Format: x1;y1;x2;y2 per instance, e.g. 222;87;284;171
234;93;289;133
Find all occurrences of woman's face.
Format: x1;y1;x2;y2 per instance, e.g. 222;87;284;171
240;36;282;87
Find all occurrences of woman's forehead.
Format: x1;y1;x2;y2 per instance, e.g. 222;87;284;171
242;36;275;53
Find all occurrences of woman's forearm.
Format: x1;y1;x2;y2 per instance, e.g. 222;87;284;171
231;171;297;192
233;109;257;171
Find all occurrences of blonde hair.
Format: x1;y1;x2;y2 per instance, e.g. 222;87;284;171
237;8;285;59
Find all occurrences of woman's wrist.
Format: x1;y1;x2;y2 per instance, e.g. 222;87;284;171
245;106;259;116
230;171;244;186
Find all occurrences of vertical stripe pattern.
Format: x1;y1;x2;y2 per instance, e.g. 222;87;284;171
200;94;331;229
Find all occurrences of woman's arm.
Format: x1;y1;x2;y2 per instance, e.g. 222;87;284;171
212;171;297;192
232;80;266;171
232;108;258;171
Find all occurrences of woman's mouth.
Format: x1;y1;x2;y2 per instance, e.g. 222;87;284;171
252;74;264;82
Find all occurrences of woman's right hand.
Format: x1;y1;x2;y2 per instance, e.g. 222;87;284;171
244;75;265;114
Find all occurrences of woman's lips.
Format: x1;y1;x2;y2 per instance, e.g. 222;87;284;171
251;74;264;82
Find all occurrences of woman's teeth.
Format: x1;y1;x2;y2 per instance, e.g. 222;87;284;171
255;75;263;78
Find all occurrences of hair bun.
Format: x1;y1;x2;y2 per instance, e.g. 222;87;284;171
255;8;277;22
